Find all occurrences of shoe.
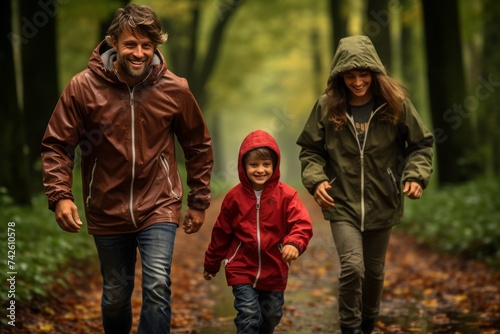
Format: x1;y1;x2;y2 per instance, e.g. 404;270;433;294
361;318;376;334
340;327;362;334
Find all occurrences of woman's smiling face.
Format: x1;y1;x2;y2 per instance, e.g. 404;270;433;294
343;69;373;105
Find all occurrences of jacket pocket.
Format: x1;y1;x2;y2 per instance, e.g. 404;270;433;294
86;158;97;208
386;167;400;196
223;241;242;267
160;153;180;200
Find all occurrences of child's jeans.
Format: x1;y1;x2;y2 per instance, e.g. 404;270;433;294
232;284;284;334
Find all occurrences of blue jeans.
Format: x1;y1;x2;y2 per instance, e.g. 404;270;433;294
232;284;284;334
93;223;177;334
330;221;392;329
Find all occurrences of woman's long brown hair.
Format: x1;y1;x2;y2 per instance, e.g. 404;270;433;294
325;71;407;130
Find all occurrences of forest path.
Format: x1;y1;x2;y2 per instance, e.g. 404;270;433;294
6;195;500;333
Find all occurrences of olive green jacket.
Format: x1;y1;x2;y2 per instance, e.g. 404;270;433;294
297;35;434;231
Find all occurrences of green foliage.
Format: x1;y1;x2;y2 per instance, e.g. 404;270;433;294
402;177;500;266
57;0;123;88
0;187;14;206
0;171;96;302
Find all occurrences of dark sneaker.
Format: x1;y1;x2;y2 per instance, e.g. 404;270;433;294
341;327;362;334
361;318;376;334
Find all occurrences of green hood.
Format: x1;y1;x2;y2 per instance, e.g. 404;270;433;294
328;35;386;83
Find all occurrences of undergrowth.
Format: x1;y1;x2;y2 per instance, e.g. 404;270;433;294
0;169;96;303
402;176;500;266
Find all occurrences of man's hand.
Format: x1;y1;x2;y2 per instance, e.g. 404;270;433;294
314;181;335;208
55;199;82;233
183;208;205;234
403;181;423;199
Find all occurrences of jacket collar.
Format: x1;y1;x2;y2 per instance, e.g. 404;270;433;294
88;40;167;87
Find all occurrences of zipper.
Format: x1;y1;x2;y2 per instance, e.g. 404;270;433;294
347;114;366;231
113;70;153;229
85;158;97;208
360;154;366;231
348;103;386;232
128;87;137;228
253;196;262;288
223;241;242;266
387;167;400;195
160;154;181;199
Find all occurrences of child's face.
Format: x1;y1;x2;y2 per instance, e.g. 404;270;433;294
245;157;274;191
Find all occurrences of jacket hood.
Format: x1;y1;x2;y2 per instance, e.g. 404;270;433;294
237;130;281;192
328;35;386;83
88;40;166;86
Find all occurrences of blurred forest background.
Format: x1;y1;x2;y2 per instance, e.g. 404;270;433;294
1;0;499;305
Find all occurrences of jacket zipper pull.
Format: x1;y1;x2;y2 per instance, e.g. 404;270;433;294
129;92;134;106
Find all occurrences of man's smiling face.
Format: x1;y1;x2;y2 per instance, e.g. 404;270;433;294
112;28;155;86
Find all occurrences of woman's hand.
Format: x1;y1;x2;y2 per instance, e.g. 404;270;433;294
314;181;335;208
403;181;423;199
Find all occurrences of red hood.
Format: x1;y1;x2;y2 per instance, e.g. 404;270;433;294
237;130;281;193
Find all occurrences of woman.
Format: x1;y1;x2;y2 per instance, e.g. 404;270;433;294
296;35;434;334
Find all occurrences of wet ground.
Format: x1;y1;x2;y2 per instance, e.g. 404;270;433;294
7;195;500;333
188;197;500;334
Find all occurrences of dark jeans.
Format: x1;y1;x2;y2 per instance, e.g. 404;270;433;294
330;221;392;329
232;284;284;334
93;223;177;334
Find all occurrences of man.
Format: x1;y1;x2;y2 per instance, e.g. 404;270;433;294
41;4;213;333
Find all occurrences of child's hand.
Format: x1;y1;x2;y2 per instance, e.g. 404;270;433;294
281;244;299;262
203;270;216;281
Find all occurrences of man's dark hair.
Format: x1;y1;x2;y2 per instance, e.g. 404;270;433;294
105;4;168;47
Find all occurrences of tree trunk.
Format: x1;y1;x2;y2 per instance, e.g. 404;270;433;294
328;0;348;53
186;0;243;178
366;0;392;69
161;0;243;109
400;0;427;113
421;0;477;184
310;27;324;95
19;0;60;193
478;0;500;176
401;14;414;89
192;0;242;107
1;0;32;204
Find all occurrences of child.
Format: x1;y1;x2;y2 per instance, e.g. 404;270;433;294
204;130;313;334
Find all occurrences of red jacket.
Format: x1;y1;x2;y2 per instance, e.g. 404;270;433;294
41;41;213;235
204;130;313;291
